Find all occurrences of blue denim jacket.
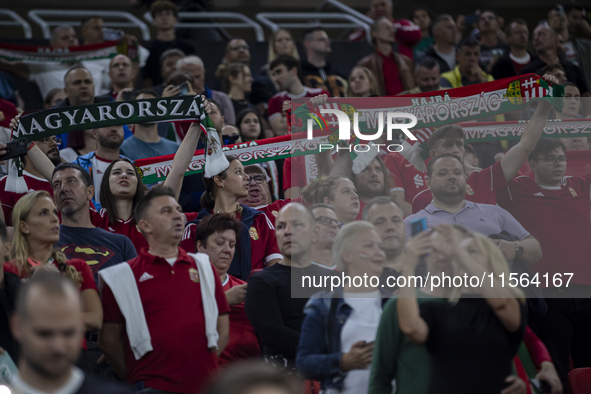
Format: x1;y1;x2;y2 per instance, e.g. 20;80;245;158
296;287;391;391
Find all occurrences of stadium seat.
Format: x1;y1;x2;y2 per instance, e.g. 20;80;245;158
569;368;591;394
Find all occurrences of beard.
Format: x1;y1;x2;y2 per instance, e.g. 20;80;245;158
432;182;466;204
98;134;123;150
357;181;384;199
48;150;62;166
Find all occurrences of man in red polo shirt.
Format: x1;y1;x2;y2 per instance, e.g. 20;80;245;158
410;80;557;213
497;138;591;389
98;187;230;394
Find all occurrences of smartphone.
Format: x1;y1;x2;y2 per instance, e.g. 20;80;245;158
176;81;190;96
410;218;428;236
0;138;27;161
529;378;551;393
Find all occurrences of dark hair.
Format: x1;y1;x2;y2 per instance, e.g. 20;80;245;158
478;9;497;22
236;108;264;141
66;131;86;150
431;14;454;30
540;63;564;74
52;163;92;188
80;16;102;28
302;27;328;41
352;155;392;198
528;138;566;162
563;81;578;89
269;55;301;77
456;37;480;51
202;361;301;394
100;159;147;226
427;124;465;150
361;196;401;221
134;186;176;222
166;70;194;87
410;6;434;35
215;63;248;94
159;48;185;68
63;65;92;85
505;18;528;36
302;176;351;204
194;213;242;250
44;88;64;107
464;143;476;156
427;153;463;177
414;56;439;73
200;156;240;210
134;88;159;99
0;219;7;243
150;0;178;19
564;4;585;14
15;271;77;319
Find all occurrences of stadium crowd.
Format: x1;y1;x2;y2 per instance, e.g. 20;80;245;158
0;0;591;393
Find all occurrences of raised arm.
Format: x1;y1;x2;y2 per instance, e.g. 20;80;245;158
162;121;202;200
397;232;431;344
500;75;557;183
0;59;30;80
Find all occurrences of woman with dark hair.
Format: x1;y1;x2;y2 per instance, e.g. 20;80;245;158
180;155;282;280
59;129;98;163
411;7;435;57
302;176;360;225
195;213;260;365
215;63;256;117
236;108;264;142
89;158;149;252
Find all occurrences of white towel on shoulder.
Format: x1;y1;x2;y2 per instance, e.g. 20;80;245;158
98;263;153;360
189;253;220;350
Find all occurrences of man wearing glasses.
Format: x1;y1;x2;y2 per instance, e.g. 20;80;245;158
497;137;591;389
0;136;61;225
223;39;251;64
301;28;348;97
309;203;342;270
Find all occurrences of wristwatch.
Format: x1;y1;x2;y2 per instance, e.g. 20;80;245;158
515;242;524;258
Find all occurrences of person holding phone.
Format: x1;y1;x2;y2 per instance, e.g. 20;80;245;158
296;221;390;394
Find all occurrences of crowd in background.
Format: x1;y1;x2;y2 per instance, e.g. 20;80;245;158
0;0;591;393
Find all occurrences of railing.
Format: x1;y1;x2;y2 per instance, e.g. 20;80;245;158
316;0;373;25
27;9;151;41
255;12;371;42
0;9;32;39
144;11;265;42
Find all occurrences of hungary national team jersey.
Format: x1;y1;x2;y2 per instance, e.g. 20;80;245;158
0;172;53;226
383;153;427;204
497;175;591;285
90;208;148;253
181;211;282;271
412;161;507;213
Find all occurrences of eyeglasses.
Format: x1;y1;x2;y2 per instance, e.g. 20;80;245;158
539;156;568;165
231;45;250;51
247;175;266;184
38;137;61;145
315;216;344;228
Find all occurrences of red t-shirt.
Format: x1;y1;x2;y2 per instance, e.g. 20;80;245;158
219;274;260;366
0;172;54;226
90;208;148;253
412;161;508;213
378;50;403;96
181;211;282;271
497;175;591;285
3;258;96;291
252;198;293;221
101;247;230;393
383;153;428;204
267;87;329;123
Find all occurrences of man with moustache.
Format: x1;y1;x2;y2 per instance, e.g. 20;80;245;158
238;164;283;218
245;203;336;367
404;154;542;264
363;197;405;288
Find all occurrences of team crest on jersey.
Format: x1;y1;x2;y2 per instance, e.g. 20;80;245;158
189;268;199;283
272;210;278;217
249;227;259;240
0;111;4;122
569;187;578;197
466;185;475;195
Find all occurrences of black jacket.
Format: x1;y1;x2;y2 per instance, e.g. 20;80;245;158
421;45;453;73
491;53;536;81
0;271;20;364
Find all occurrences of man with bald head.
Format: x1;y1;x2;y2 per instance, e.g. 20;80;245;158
8;272;132;393
97;54;137;101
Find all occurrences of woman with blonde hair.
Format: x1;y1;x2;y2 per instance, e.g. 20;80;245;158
347;66;379;97
302;176;360;224
398;224;526;394
4;190;102;332
261;29;300;90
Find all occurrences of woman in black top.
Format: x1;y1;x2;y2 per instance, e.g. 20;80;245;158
398;224;526;394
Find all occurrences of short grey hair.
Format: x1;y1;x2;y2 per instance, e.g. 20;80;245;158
332;221;376;272
50;25;76;46
176;55;204;70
